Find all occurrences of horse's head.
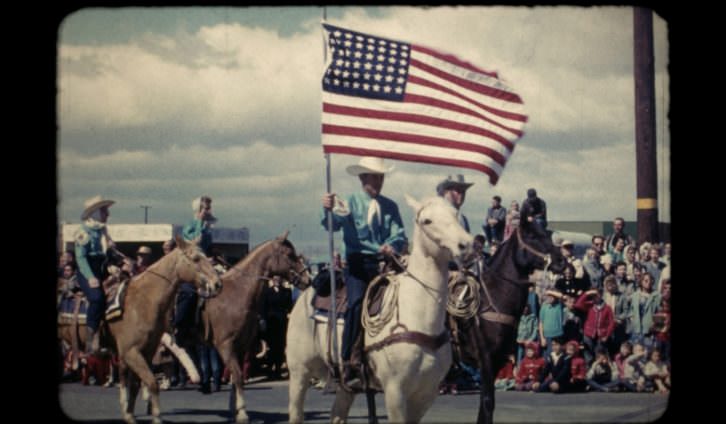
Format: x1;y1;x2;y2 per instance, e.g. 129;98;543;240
174;235;223;298
512;220;567;275
405;194;475;267
261;230;311;289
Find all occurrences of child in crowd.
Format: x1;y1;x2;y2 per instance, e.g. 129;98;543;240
561;294;584;345
494;354;516;391
515;342;544;392
652;297;671;362
613;341;636;392
539;290;564;358
516;303;539;364
538;338;571;393
643;348;670;394
575;288;615;365
586;347;619;392
626;342;649;392
565;340;587;392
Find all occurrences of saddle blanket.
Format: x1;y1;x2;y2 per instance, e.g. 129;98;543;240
104;280;128;321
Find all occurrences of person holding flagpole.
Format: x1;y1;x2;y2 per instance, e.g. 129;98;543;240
320;156;408;387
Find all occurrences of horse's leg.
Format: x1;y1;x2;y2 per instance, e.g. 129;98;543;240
382;381;409;423
216;339;249;424
330;388;355;424
117;360;136;424
126;373;142;422
475;348;496;424
124;347;163;424
287;362;313;424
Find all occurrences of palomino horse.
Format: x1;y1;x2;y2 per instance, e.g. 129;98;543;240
108;235;222;424
287;195;474;424
453;221;566;424
199;231;309;424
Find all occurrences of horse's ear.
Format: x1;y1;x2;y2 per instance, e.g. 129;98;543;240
175;234;186;249
404;194;421;212
276;230;290;242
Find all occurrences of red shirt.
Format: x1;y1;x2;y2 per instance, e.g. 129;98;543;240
516;356;545;384
570;356;587;381
575;293;616;339
496;361;515;380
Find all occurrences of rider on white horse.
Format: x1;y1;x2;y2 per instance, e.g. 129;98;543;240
320;156;408;387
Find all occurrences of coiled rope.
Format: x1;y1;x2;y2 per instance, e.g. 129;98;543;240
361;272;400;338
446;271;480;320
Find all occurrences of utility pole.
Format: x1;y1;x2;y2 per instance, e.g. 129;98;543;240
633;7;659;244
140;205;151;224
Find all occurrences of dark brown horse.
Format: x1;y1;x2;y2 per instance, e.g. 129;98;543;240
199;231;310;424
108;235;222;424
454;222;566;424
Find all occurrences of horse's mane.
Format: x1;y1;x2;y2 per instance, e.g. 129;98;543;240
229;237;295;271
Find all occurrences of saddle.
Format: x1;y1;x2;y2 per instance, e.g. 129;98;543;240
103;272;132;322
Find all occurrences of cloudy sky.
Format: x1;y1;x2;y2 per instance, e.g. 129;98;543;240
57;6;670;258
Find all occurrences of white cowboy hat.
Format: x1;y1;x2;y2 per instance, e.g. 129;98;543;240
81;195;115;220
436;174;474;195
137;245;152;255
345;156;394;176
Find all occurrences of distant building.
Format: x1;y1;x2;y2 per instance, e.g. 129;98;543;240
60;223;250;264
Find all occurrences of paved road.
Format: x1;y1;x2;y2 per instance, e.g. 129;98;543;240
58;379;669;423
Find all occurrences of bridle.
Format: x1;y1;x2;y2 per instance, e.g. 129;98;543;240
515;227;552;273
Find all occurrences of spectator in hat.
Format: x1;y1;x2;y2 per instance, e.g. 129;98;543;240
503;200;520;241
135;245;153;274
515;341;545;392
74;195;116;354
436;174;474;233
520;188;547;232
482;195;507;243
604;217;634;252
321;156;407;387
565;340;587;392
575;288;616;365
559;240;584;279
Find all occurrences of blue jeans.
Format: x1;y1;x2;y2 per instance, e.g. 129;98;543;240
197;344;222;386
341;254;380;361
76;271;105;332
483;224;504;243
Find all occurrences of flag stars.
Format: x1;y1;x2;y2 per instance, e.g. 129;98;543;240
374;73;383;81
363;72;371;80
398;67;407;74
344;40;352;47
388;57;397;64
333;79;340;86
354;51;362;59
342;70;350;78
336;59;344;66
395;86;403;94
378;46;387;53
387;66;395;73
353;61;361;69
356;42;363;49
353;81;360;89
399;59;407;66
383;85;392;93
401;51;408;58
373;84;380;92
356;35;364;41
397;76;405;84
385;75;394;82
352;71;360;78
344;32;353;39
365;53;374;60
378;39;386;45
375;64;383;71
364;62;373;70
377;55;385;62
363;83;370;91
367;44;375;51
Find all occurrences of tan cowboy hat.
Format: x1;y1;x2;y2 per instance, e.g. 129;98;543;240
345;156;394;176
137;245;152;255
81;195;115;220
436;174;474;195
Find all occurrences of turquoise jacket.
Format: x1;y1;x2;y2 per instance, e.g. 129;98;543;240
183;218;213;256
627;290;661;336
539;302;565;339
517;313;539;342
321;191;407;256
74;223;107;281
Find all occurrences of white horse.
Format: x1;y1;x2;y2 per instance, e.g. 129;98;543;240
287;195;474;423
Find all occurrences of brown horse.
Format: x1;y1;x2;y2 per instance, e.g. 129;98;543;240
108;235;222;424
454;222;566;424
199;231;309;424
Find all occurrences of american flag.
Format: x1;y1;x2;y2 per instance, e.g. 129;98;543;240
321;23;528;185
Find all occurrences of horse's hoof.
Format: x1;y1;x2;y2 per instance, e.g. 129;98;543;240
122;413;136;424
235;410;249;424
